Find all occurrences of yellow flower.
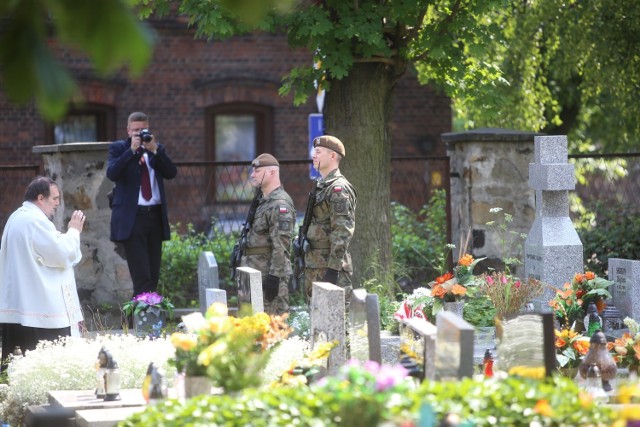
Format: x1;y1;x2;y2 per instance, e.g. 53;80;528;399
206;302;229;318
170;332;198;351
508;365;546;380
198;341;229;366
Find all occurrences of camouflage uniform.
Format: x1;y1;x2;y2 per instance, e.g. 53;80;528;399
241;186;295;314
303;168;357;301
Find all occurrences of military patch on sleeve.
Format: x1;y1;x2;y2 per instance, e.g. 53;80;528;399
333;185;342;193
279;206;289;214
279;220;290;231
334;200;346;213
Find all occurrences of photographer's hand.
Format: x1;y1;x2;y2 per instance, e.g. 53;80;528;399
130;133;142;154
143;137;158;154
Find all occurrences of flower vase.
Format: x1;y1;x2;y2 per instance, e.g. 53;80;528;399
559;367;579;379
183;375;213;398
443;301;464;318
134;309;166;337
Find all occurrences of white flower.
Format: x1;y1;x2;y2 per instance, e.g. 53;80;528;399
181;312;207;333
261;336;310;386
489;207;503;213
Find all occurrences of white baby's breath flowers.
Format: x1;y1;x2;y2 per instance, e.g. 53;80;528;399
1;334;176;426
260;336;310;386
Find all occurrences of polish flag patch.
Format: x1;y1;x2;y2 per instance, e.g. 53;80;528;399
279;206;289;213
333;186;343;192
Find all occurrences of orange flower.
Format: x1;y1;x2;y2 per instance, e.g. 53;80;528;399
435;272;453;284
633;343;640;361
585;271;596;280
555;337;567;349
451;284;467;296
534;399;554;417
573;340;590;356
458;254;474;267
431;284;447;298
574;273;584;283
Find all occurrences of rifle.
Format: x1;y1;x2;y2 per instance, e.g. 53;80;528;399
292;178;318;291
230;187;263;281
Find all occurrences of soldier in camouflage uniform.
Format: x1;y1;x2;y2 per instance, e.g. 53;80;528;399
303;136;357;303
241;154;296;314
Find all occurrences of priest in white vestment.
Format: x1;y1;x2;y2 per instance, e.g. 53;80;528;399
0;176;86;372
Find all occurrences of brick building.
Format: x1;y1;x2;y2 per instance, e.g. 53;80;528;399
0;16;451;167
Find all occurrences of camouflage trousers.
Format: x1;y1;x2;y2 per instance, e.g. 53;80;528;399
263;275;290;315
304;267;353;307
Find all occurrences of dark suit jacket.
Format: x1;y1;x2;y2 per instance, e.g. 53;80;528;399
107;138;177;242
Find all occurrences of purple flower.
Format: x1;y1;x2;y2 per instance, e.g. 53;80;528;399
133;292;163;305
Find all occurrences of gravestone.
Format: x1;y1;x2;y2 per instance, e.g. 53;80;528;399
435;311;474;381
310;282;346;372
524;135;583;309
398;318;437;381
198;252;219;314
205;288;227;310
609;258;640;321
495;312;556;377
236;267;264;314
348;289;382;364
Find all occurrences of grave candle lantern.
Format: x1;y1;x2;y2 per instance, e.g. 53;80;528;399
579;330;617;392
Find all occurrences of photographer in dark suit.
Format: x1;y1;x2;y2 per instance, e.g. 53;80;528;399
107;112;177;297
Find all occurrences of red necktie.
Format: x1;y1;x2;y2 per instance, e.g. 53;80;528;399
140;155;152;201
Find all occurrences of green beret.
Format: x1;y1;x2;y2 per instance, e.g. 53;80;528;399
252;153;279;167
313;135;346;157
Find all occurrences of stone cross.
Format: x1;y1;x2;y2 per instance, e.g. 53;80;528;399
198;251;219;314
608;258;640;321
236;266;264;314
348;289;382;364
310;282;346;373
524;135;583;308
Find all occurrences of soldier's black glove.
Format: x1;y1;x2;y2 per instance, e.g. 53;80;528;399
264;274;280;302
323;268;339;284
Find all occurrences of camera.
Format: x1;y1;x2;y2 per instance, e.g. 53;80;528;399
139;129;153;143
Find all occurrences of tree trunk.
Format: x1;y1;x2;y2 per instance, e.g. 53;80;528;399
323;62;396;288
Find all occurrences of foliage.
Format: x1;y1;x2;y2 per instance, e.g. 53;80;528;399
549;271;613;330
390;190;448;285
394;287;435;324
120;372;616;426
0;0;155;120
168;303;291;391
268;341;337;389
609;318;640;371
0;335;176;426
576;202;640;277
122;291;174;318
159;222;236;307
484;207;526;274
479;273;545;319
555;329;590;369
454;0;640;152
462;296;496;328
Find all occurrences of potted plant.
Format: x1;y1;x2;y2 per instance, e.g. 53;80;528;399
555;328;590;378
479;272;546;320
122;292;174;336
609;317;640;375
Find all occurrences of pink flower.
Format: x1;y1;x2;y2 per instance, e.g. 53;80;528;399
514;280;521;289
133;292;163;305
501;274;508;284
486;275;494;285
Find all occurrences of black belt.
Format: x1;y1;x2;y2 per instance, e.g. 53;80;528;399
137;205;161;212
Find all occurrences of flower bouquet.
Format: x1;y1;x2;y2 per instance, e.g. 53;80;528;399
169;303;292;392
555;328;590;370
479;272;546;319
122;291;174;319
428;252;485;315
549;271;612;330
609;317;640;372
393;287;435;323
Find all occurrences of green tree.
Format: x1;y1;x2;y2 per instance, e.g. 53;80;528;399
0;0;155;120
452;0;640;152
138;0;504;286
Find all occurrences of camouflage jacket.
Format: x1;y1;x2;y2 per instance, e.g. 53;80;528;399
242;186;295;278
304;168;357;271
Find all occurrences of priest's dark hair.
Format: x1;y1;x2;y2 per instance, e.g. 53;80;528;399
24;176;57;201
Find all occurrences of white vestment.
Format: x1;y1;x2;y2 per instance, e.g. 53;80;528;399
0;201;83;333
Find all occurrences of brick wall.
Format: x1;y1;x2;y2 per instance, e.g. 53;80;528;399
0;18;451;165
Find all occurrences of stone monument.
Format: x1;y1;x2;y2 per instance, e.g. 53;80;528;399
524;135;583;308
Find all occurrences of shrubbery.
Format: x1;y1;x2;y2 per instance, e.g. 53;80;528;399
576;202;640;277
